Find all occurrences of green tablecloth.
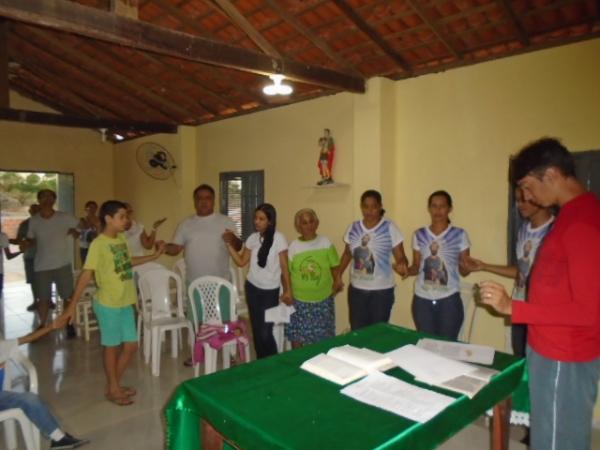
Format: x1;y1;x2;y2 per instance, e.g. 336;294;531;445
165;323;524;450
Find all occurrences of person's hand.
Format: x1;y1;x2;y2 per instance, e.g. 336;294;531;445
152;217;167;230
479;281;512;315
19;240;30;252
462;255;484;272
154;240;166;256
280;290;293;305
393;260;408;278
332;277;344;295
222;229;237;245
53;306;75;328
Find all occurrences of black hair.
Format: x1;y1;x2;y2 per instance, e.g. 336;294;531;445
99;200;127;227
255;203;277;268
360;189;386;217
37;189;57;201
193;184;215;199
511;137;575;185
85;200;98;208
428;190;453;208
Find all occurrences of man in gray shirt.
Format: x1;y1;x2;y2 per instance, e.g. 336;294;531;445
26;190;79;334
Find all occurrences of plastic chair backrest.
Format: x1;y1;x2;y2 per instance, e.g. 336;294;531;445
173;259;187;285
138;268;184;321
188;276;238;327
459;282;477;342
2;349;38;394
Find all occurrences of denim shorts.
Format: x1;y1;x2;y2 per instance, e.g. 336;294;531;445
93;301;137;347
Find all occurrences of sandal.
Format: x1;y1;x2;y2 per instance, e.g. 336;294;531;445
106;394;134;406
121;386;137;397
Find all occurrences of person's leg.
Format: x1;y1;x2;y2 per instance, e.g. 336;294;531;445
25;258;38;310
114;306;138;395
435;292;464;340
527;346;600;450
368;288;395;326
34;269;53;328
55;265;75;337
412;295;436;335
348;285;371;331
244;281;278;359
511;324;528;357
0;391;62;437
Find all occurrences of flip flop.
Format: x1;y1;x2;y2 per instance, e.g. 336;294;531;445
106;394;134;406
121;386;137;397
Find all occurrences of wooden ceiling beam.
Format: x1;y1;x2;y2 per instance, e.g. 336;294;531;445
0;0;365;93
10;79;82;116
11;28;172;122
22;26;191;122
264;0;361;76
405;0;461;59
210;0;281;57
0;107;177;133
495;0;529;45
330;0;412;74
0;19;8;107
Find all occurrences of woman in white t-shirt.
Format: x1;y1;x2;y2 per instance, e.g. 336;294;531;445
336;190;408;330
405;190;472;340
227;204;292;359
123;203;166;257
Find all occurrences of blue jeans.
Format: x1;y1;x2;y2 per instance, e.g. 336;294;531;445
528;346;600;450
412;292;464;340
0;391;61;437
348;286;395;331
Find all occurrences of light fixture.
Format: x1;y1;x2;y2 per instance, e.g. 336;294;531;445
262;74;293;96
114;133;124;141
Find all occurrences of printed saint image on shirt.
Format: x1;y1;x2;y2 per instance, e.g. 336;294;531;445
353;234;375;275
423;241;448;286
516;239;533;289
299;256;323;285
110;242;133;282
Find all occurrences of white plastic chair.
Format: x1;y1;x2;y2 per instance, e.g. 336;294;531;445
1;350;41;450
458;281;479;343
229;265;248;317
133;262;167;346
74;285;98;341
138;268;193;377
188;276;250;376
173;259;187;285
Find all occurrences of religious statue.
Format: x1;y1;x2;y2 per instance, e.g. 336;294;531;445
317;128;335;185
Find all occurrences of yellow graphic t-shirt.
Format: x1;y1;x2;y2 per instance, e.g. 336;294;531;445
84;233;137;308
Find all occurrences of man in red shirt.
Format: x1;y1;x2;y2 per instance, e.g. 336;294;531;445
480;138;600;450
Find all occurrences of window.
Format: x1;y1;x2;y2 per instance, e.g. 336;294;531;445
220;171;264;240
507;150;600;263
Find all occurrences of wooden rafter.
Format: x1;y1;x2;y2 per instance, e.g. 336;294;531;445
0;0;365;93
11;27;173;122
495;0;529;45
0;19;8;107
330;0;413;74
151;0;214;38
10;80;82;116
404;0;461;59
211;0;281;57
0;107;177;133
264;0;361;75
22;26;191;122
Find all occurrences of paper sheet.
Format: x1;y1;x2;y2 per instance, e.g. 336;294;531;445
341;372;455;423
416;338;495;365
264;304;295;323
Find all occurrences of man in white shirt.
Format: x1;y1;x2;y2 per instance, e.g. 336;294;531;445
166;184;241;282
25;190;79;334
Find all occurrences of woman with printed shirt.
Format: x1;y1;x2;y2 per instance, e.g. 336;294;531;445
336;190;408;331
405;190;472;340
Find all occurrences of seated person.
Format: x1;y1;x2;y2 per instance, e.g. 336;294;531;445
0;324;89;449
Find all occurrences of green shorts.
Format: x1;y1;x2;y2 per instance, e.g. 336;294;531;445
93;301;137;347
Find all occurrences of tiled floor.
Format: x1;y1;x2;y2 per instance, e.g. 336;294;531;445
0;278;587;450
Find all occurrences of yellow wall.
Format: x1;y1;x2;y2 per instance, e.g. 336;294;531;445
1;92;114;255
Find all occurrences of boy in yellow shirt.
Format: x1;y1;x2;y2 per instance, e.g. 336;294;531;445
57;201;165;406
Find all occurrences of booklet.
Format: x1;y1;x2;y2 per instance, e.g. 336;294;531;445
341;371;456;423
264;304;295;323
416;338;495;365
386;345;498;399
301;345;394;385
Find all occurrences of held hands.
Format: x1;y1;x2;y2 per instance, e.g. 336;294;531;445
154;240;166;257
462;255;484;272
393;260;408;278
53;304;76;329
222;229;237;245
478;281;512;315
280;290;293;306
332;277;344;295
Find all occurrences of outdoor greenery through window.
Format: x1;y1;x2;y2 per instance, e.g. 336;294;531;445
220;171;264;241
